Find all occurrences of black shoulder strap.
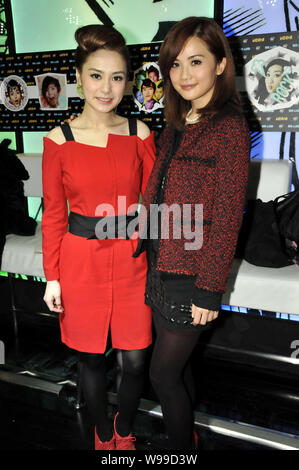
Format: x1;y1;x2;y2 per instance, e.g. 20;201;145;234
128;118;137;136
60;122;75;141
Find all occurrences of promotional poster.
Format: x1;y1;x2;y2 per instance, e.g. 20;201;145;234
231;32;299;132
0;43;165;131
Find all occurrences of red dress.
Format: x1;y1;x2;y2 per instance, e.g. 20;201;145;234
42;129;156;353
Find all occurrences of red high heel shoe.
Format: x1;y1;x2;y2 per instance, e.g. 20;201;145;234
95;427;115;450
113;412;136;450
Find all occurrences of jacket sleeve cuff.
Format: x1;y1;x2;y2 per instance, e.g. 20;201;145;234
43;269;60;282
191;286;222;311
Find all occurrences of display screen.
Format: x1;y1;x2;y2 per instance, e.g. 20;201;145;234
10;0;215;51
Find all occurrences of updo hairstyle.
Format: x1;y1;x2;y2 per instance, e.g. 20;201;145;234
74;24;130;75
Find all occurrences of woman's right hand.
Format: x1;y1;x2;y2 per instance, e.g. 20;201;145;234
43;280;64;313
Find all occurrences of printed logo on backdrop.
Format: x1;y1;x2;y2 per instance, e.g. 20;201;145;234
133;62;164;113
0;75;28;111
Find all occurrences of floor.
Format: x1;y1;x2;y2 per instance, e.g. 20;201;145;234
1;276;299;453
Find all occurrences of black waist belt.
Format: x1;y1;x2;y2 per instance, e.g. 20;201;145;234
68;211;139;240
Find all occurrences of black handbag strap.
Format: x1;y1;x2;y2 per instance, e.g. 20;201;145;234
275;187;299;211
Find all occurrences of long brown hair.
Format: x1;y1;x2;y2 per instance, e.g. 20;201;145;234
158;16;241;130
74;24;130;75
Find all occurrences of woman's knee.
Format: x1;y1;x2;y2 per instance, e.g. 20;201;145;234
150;358;182;396
79;352;106;371
149;362;159;390
121;350;146;377
149;360;169;393
122;357;144;377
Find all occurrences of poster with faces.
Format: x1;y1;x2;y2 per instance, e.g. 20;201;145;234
133;62;164;113
34;73;68;111
228;31;299;132
0;75;28;112
245;46;299;113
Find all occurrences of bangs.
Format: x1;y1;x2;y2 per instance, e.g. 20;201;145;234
157;17;241;131
158;29;194;78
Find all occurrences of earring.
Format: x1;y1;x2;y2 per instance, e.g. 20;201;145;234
76;83;84;99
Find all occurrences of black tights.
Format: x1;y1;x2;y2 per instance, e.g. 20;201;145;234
79;348;147;442
150;311;203;450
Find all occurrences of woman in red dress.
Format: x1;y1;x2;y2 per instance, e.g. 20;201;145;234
42;25;155;450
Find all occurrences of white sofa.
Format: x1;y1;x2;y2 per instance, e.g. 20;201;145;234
1;155;299;319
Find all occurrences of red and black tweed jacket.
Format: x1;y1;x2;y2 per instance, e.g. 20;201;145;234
134;105;251;295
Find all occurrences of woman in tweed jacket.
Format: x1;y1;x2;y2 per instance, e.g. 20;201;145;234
134;16;251;450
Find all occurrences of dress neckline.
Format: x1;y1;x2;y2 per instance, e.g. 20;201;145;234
43;130;154;150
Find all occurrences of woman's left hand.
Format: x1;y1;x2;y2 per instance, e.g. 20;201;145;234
191;305;218;326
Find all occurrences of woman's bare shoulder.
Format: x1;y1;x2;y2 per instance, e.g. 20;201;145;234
45;126;66;145
136;119;151;140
